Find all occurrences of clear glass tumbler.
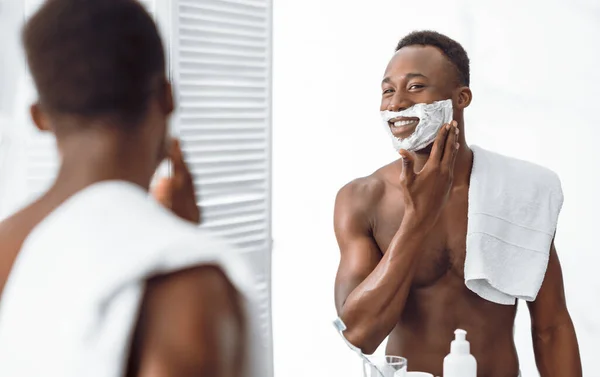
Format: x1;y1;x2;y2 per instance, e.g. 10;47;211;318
362;355;407;377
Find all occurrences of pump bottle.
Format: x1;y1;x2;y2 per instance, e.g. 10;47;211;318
443;329;477;377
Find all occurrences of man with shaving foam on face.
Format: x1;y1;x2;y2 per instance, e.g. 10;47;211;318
333;31;581;377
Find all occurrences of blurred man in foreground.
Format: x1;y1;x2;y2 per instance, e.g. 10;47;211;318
0;1;264;376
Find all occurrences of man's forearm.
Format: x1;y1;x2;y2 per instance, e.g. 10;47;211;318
533;320;582;377
339;213;427;354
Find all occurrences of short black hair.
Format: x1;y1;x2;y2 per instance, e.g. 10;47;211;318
23;0;166;126
396;30;470;87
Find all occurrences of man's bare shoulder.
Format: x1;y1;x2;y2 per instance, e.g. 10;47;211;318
336;176;384;210
336;162;400;210
129;265;244;377
0;200;54;293
0;194;60;236
334;161;402;229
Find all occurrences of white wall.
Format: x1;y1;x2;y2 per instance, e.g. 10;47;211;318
272;0;600;376
0;0;24;116
0;0;30;219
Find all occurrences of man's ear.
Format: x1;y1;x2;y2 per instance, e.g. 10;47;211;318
30;103;51;132
455;86;473;110
161;79;175;116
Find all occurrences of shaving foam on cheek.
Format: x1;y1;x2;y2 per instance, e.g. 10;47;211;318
380;99;453;152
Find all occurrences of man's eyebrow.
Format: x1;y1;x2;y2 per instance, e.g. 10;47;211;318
406;72;428;80
381;72;428;85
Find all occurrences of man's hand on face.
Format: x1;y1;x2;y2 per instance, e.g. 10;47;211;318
398;120;460;230
152;139;201;224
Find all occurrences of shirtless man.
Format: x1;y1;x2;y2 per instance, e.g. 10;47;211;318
0;1;251;376
333;31;581;377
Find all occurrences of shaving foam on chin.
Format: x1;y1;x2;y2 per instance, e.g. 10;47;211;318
380;99;453;152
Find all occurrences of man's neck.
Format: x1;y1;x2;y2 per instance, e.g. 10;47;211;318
47;131;157;201
410;140;473;188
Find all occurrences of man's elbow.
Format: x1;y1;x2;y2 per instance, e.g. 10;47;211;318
531;316;576;343
337;300;389;355
343;327;381;355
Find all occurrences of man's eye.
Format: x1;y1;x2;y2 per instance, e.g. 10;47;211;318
383;89;394;94
409;84;424;90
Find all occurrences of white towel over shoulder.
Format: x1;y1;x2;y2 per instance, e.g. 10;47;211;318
0;180;269;377
465;146;564;305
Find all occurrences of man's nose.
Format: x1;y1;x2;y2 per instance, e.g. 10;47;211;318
387;92;413;112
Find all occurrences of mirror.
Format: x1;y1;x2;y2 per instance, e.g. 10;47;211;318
272;1;598;376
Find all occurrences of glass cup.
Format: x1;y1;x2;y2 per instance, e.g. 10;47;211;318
362;355;408;377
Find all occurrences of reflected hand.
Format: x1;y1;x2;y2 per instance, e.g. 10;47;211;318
152;139;201;224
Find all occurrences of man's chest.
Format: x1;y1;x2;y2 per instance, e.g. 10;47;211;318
373;188;469;287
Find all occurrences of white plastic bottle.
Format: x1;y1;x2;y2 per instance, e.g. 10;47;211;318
443;329;477;377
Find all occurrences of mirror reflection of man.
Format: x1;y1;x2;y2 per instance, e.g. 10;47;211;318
333;30;582;377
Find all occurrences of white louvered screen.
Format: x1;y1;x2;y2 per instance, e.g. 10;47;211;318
24;129;59;199
169;0;273;374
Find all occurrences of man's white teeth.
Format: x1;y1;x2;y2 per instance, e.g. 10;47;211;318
393;120;417;127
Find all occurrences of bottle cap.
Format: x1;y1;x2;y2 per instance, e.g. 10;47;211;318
450;329;470;354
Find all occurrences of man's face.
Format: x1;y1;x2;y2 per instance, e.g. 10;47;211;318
380;45;459;141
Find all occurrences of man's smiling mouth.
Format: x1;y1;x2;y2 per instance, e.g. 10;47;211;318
388;117;419;138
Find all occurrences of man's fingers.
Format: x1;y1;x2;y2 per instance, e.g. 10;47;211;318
429;123;451;162
441;121;460;176
154;139;201;224
169;139;194;183
169;139;185;171
450;137;460;172
399;149;416;184
441;120;459;165
152;177;172;207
